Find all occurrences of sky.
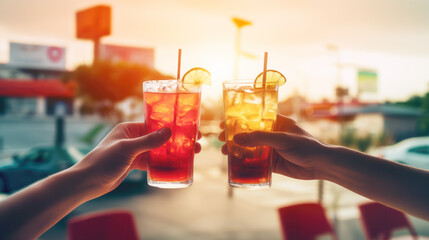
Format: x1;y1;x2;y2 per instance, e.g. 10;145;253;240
1;0;429;102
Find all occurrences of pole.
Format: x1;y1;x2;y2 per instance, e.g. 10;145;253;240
55;116;65;148
318;180;324;204
0;136;3;153
93;37;100;64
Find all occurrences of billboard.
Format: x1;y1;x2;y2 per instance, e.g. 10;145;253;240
76;5;111;40
358;70;377;94
9;42;66;70
99;44;154;67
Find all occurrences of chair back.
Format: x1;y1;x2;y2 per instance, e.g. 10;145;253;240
67;209;139;240
278;202;337;240
358;202;418;240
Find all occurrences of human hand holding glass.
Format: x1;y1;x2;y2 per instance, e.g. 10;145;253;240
75;122;203;198
219;114;328;180
0;123;202;240
219;114;429;221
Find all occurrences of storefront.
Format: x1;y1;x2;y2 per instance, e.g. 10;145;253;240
0;80;74;116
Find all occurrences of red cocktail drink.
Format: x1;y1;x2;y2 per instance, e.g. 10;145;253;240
143;80;201;188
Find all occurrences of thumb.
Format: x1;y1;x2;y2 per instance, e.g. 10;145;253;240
233;131;290;149
125;127;172;154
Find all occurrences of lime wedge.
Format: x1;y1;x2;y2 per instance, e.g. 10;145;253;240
182;67;211;86
254;70;286;89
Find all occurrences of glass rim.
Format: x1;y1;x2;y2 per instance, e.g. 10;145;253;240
223;80;280;84
143;79;202;92
143;79;203;85
143;79;181;84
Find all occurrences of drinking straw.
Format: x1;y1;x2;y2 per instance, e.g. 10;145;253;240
173;49;182;134
261;52;268;121
177;49;182;80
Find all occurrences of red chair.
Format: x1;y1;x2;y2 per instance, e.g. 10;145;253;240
67;209;139;240
278;202;337;240
358;202;418;240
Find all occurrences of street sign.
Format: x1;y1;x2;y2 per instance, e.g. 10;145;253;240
358;70;377;94
76;5;111;40
99;44;154;67
9;42;66;70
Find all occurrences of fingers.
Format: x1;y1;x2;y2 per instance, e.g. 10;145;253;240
124;127;172;154
218;121;226;142
218;130;225;142
131;152;148;170
233;131;289;149
131;130;200;170
195;142;202;153
219;121;225;130
277;114;311;136
221;144;228;155
117;122;145;138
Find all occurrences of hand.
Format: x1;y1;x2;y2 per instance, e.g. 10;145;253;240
218;114;329;180
73;122;202;198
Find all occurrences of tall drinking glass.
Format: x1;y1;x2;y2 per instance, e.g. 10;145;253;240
143;80;201;188
223;80;279;189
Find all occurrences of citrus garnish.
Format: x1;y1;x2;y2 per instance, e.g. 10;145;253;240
254;70;286;89
182;67;211;86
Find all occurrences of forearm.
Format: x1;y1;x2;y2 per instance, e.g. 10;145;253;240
321;145;429;220
0;166;97;240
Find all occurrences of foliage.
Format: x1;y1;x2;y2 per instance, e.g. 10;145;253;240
394;91;429;112
417;116;429;136
356;135;372;152
392;91;429;136
339;127;355;147
339;127;375;152
68;61;172;121
374;131;394;147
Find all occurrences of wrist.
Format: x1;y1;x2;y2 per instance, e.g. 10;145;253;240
62;165;102;202
313;143;343;181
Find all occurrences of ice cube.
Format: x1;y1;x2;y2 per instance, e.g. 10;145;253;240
260;119;274;130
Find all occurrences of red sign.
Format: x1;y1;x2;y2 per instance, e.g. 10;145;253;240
76;5;111;40
99;44;154;67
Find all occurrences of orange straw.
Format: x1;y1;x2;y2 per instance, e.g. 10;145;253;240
261;52;268;120
262;52;268;88
177;49;182;80
173;49;182;134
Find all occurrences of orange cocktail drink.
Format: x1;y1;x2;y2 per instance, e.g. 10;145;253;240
223;80;279;189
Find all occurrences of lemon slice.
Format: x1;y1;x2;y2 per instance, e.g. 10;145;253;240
254;70;286;89
182;67;211;86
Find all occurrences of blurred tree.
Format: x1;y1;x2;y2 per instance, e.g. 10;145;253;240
339;127;356;147
422;92;429;113
68;61;172;121
418;92;429;135
391;91;429;136
356;135;372;152
397;95;423;108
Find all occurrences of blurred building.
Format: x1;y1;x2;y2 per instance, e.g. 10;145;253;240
0;42;74;116
296;100;424;142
